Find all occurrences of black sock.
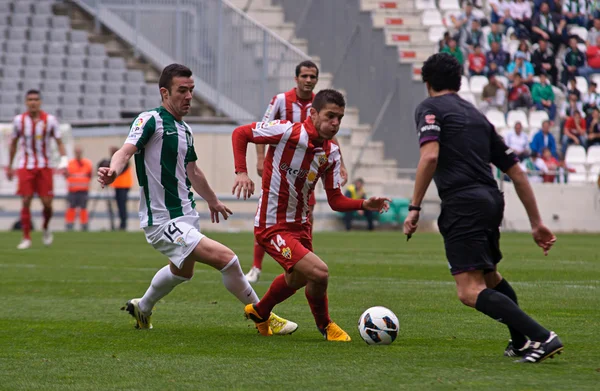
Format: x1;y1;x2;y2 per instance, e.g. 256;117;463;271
493;279;527;349
475;288;550;342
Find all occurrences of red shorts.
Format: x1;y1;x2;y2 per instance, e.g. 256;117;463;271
255;223;313;272
308;192;317;206
17;168;54;197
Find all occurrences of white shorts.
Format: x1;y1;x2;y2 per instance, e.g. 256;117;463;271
143;215;205;269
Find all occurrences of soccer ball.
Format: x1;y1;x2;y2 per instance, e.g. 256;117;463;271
358;306;399;345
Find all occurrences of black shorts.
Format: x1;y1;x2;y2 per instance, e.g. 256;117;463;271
67;191;89;209
438;188;504;275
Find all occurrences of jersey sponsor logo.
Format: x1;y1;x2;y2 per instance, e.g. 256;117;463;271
135;117;144;127
279;162;309;178
420;124;441;133
317;154;328;166
425;114;436;124
281;246;292;259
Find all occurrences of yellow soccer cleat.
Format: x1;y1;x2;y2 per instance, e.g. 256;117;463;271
269;312;299;336
244;304;272;336
121;298;153;329
320;322;351;342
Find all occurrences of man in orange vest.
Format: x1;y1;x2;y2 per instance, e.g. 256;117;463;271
109;146;133;230
65;146;93;231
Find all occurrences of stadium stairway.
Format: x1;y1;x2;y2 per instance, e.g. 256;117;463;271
228;0;421;194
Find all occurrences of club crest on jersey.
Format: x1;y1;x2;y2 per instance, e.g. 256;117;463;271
425;114;436;124
318;154;328;166
281;247;292;259
279;163;309;178
176;237;187;247
307;171;317;182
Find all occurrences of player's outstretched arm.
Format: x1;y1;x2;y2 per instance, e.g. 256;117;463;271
505;164;556;255
187;162;233;223
97;143;137;188
332;136;348;186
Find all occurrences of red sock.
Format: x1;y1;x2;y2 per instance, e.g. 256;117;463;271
43;206;52;230
21;207;31;240
252;242;265;269
306;291;331;330
255;274;297;319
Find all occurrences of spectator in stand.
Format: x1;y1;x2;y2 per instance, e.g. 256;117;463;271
490;0;514;27
587;18;600;45
531;120;559;158
451;3;477;41
441;38;465;66
507;51;535;85
486;23;507;51
468;45;487;76
566;79;582;101
588;108;600;146
532;2;566;52
586;36;600;74
509;0;533;36
505;121;531;160
461;19;485;54
562;37;592;85
531;39;558;84
532;72;557;120
583;82;600;117
439;31;451;52
508;73;533;110
514;40;532;62
562;0;587;27
480;72;506;111
541;147;560;183
562;110;588;155
486;41;509;75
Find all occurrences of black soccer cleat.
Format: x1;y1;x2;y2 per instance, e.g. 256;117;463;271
516;332;563;363
504;340;528;357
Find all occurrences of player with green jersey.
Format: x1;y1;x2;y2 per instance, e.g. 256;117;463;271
98;64;297;334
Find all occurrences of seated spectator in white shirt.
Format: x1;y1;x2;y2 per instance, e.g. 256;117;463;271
509;0;533;34
583;82;600;116
587;18;600;46
505;121;530;160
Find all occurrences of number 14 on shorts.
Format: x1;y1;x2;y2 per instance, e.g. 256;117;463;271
164;222;186;246
271;234;292;259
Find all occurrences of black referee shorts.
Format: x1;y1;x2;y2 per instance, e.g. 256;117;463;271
438;188;505;276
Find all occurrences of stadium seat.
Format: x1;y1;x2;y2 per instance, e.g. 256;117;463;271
105;84;123;95
84;83;103;96
0;105;19;120
68;43;88;56
588;164;600;183
31;15;51;28
421;10;443;27
8;28;27;41
568;164;587;183
506;110;529;128
43;93;61;106
47;41;67;54
87;57;105;69
126;70;145;83
49;29;68;43
123;97;143;111
144;84;159;97
587;146;600;164
438;0;460;10
65;69;84;81
458;91;476;106
0;15;9;27
26;41;46;54
565;145;587;164
507;40;519;57
496;75;509;89
70;30;88;43
29;28;48;41
83;96;101;107
34;2;54;16
528;110;549;131
0;3;10;14
14;2;33;14
89;44;106;57
11;14;30;27
3;67;22;79
107;57;126;70
85;70;105;82
575;76;587;94
102;107;120;120
0;92;18;105
592;74;600;88
104;97;122;107
47;54;65;68
416;0;437;10
459;75;470;93
125;84;142;96
43;80;62;93
1;79;20;92
428;26;446;43
60;106;80;121
45;68;63;80
569;26;587;42
486;109;507;128
3;53;23;66
469;75;488;94
106;70;125;83
63;95;81;106
142;97;158;108
52;16;70;29
67;56;86;69
64;82;82;94
23;67;43;81
81;107;101;120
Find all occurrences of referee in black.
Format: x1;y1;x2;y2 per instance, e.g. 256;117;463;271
404;53;563;363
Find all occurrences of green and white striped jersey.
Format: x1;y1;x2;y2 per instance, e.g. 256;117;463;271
125;106;198;227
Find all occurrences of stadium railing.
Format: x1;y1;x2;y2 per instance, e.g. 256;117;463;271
73;0;311;124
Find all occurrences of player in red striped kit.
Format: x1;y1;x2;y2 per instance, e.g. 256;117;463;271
6;90;68;249
232;89;389;340
246;60;348;283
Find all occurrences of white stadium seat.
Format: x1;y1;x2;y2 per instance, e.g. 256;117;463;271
575;76;588;94
506;110;529;129
458;92;476;106
459;75;470;93
438;0;460;10
428;26;446;43
528;110;549;131
416;0;437;11
569;26;588;42
568;164;588;183
587;146;600;164
565;145;587;165
496;75;509;89
469;75;488;94
486;109;507;128
592;74;600;87
422;10;443;27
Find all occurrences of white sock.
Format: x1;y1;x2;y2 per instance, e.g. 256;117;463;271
221;256;259;305
139;265;189;314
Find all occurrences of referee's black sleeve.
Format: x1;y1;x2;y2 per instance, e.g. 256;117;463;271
490;128;519;172
414;101;441;146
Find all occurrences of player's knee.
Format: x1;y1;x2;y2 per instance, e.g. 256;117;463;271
457;288;479;308
310;263;329;285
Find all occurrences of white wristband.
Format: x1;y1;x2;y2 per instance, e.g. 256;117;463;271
58;155;68;170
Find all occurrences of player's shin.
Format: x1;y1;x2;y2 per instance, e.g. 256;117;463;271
42;205;52;230
139;265;189;314
493;279;528;349
21;207;31;239
255;274;297;319
305;289;332;330
252;243;265;269
475;288;551;342
220;256;259;304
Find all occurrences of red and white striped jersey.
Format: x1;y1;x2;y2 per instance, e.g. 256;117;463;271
233;118;344;228
262;88;315;123
11;111;61;170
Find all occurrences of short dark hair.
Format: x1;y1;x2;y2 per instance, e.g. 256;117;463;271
312;89;345;112
25;89;40;98
295;60;319;78
591;82;597;88
514;72;522;79
421;53;462;92
159;64;192;94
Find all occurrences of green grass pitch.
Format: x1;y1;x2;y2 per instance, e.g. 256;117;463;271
1;231;599;390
